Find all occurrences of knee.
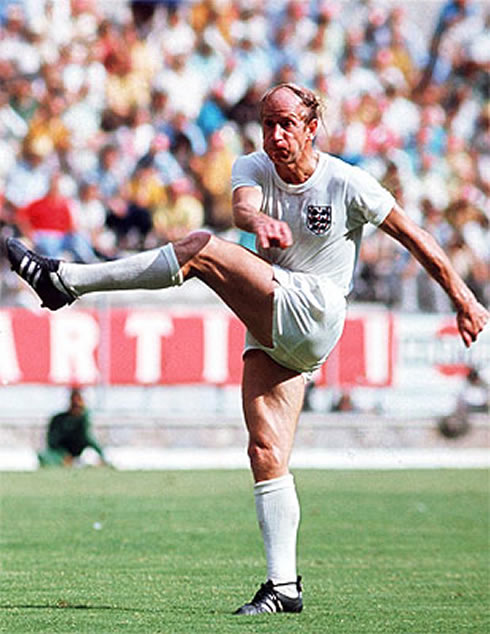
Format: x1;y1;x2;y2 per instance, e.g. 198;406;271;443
248;437;285;480
173;231;213;270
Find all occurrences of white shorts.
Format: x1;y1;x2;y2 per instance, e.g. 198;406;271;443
243;265;347;375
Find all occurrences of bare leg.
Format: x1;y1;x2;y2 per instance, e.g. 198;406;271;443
241;349;304;481
177;237;305;589
176;232;277;347
242;349;304;591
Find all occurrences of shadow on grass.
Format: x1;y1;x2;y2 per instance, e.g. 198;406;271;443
0;602;165;613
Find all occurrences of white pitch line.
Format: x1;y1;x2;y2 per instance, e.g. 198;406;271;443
1;447;488;471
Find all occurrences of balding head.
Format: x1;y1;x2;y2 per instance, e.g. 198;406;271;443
260;83;321;124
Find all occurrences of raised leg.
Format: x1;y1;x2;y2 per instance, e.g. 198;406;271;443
176;232;277;347
6;232;277;346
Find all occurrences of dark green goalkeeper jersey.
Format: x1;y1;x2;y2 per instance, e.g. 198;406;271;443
47;409;104;457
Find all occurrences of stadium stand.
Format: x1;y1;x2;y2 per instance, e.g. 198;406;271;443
0;0;488;312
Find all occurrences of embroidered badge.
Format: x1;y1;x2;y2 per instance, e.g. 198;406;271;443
306;204;332;235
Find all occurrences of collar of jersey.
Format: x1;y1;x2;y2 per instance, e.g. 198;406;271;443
271;151;327;194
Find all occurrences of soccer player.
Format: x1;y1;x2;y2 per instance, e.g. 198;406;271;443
6;83;488;615
38;387;108;467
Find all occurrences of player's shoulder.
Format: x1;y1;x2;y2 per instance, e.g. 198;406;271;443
233;150;271;171
232;151;272;189
323;152;361;177
323;153;380;187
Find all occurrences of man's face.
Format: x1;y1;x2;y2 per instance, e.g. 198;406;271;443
261;88;317;167
70;392;84;414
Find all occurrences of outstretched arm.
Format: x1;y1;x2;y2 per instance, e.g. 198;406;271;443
380;204;489;347
233;186;293;249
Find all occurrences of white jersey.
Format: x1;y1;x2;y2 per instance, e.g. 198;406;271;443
232;150;395;295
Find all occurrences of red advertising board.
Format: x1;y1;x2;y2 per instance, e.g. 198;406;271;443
0;306;395;387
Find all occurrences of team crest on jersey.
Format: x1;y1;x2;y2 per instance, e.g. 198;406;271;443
306;204;332;235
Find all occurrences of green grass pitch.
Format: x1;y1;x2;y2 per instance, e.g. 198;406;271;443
0;469;488;633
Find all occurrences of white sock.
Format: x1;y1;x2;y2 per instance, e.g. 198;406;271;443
52;244;183;297
254;473;300;598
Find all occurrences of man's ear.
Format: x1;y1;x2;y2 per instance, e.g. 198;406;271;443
307;118;318;140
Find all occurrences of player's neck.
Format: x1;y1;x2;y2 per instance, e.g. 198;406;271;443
275;150;319;185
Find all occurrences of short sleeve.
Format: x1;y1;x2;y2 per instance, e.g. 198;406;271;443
346;165;395;227
231;152;267;192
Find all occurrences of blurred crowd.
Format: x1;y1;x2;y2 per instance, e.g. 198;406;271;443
0;0;488;310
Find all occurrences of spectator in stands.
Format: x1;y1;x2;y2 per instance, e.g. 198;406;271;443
226;81;264;131
190;129;236;230
0;78;28;142
121;21;159;91
0;4;41;75
445;198;489;304
38;387;109;467
160;3;196;59
153;52;206;120
87;143;131;202
15;171;97;262
382;81;421;147
0;84;28;188
4;141;52;211
23;94;72;167
196;85;228;140
102;47;150;131
135;132;186;199
75;180;115;259
167;110;207;170
189;38;226;96
152;177;204;243
422;0;480;87
105;185;153;251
